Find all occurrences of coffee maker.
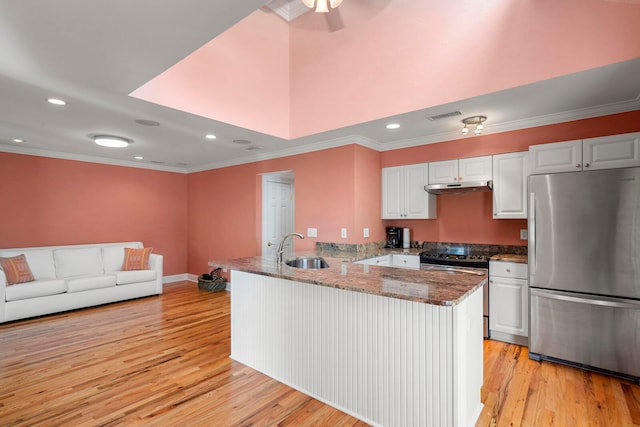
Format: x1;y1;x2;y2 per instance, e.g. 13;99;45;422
385;227;403;248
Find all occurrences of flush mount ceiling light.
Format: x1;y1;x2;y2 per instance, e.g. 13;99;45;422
205;134;217;140
302;0;342;12
12;138;25;143
461;115;487;136
47;98;67;106
92;135;131;148
386;123;400;129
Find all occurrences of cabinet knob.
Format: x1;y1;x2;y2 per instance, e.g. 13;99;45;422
576;164;581;168
453;177;458;181
403;260;407;263
506;268;511;272
585;163;590;168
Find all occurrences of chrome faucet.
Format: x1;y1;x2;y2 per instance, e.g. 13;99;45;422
277;232;304;264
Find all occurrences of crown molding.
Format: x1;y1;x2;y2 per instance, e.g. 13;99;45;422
0;144;188;173
2;96;638;174
186;135;381;173
378;95;640;151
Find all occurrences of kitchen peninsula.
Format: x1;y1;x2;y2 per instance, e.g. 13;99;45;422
211;253;486;427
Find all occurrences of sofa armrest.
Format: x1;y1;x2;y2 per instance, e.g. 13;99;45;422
149;253;163;294
0;269;6;322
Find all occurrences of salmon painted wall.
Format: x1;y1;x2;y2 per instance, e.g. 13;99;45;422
132;1;640;140
131;9;290;139
289;0;640;137
382;110;640;246
187;144;384;274
0;153;188;275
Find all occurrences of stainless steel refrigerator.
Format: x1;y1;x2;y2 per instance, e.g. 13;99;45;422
528;167;640;380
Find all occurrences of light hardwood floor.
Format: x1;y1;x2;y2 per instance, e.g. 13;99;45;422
0;281;638;426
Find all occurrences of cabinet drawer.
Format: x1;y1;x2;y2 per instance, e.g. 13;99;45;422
391;254;420;269
489;260;527;279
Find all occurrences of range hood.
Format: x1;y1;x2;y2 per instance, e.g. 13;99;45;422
424;180;493;194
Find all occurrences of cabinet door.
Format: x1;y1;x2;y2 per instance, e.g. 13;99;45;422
529;139;582;174
404;163;436;219
391;254;420;269
459;155;493;182
381;166;404;219
489;275;528;338
583;132;640;170
428;159;458;184
492;151;529;219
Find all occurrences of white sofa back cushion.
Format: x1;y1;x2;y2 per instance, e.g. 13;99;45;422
102;242;142;272
0;249;56;280
54;247;103;278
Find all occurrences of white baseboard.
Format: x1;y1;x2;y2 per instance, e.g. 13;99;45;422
187;273;198;282
163;274;190;284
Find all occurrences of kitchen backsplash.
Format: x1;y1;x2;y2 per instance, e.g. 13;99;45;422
316;241;527;256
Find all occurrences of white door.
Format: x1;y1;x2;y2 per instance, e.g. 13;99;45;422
428;159;458;184
262;174;294;258
492;151;529;219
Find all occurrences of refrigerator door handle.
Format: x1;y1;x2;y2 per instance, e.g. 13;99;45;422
531;288;640;309
529;192;536;276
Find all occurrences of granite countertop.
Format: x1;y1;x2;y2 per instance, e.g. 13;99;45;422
489;254;528;264
209;251;487;307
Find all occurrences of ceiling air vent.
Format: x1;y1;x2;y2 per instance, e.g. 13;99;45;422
427;111;463;121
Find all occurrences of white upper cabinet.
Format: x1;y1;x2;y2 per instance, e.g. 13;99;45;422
529;139;582;174
428;156;492;184
382;163;436;219
492;151;529;219
583;133;640;170
458;156;493;182
427;159;458;184
529;132;640;175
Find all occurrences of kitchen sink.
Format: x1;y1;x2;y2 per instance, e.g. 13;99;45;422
285;256;329;269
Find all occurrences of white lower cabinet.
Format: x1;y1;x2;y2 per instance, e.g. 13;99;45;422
354;254;391;266
489;260;528;346
391;254;420;269
355;254;419;269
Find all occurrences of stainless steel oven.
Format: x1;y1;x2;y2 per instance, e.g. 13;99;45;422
419;248;490;338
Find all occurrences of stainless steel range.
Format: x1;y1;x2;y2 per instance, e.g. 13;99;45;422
419;247;490;338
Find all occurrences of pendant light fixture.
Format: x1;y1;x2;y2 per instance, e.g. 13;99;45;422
302;0;343;13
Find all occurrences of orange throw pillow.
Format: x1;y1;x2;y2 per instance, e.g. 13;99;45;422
122;247;153;271
0;254;35;285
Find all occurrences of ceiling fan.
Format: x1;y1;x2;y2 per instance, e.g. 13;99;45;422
301;0;342;13
301;0;344;31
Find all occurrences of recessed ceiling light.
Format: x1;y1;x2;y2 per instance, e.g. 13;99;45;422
205;134;217;140
135;119;160;127
92;135;131;148
12;138;25;143
47;98;67;106
134;156;143;160
386;123;400;129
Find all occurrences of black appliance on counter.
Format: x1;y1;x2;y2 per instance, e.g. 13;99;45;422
385;227;403;248
419;245;490;338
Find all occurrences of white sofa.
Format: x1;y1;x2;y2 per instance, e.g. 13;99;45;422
0;242;163;323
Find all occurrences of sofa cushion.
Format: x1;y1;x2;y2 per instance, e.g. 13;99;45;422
0;254;35;285
102;243;142;272
5;279;67;302
54;248;103;278
122;247;153;271
0;249;56;280
109;270;157;285
66;275;116;293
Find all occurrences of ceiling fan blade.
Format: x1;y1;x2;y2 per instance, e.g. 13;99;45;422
325;8;344;32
